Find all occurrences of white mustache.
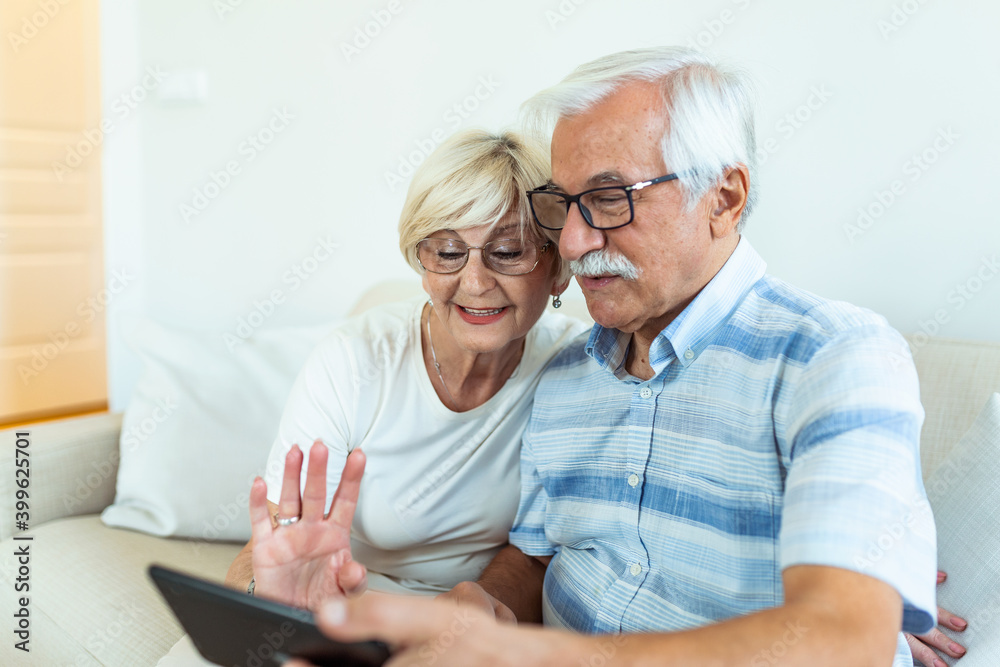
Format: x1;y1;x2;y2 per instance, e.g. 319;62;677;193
569;249;640;281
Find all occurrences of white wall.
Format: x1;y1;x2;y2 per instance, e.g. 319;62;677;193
103;0;1000;410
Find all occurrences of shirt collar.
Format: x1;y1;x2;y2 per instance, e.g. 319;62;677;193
585;236;766;380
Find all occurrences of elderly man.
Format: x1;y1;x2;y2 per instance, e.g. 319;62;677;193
298;47;942;666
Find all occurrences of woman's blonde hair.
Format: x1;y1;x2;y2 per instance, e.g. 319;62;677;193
398;128;569;282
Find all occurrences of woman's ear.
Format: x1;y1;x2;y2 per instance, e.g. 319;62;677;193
552;278;570;297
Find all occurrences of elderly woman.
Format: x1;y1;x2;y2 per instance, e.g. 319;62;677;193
159;128;580;665
216;127;585;612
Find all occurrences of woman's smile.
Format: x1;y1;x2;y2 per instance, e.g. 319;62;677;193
455;304;509;324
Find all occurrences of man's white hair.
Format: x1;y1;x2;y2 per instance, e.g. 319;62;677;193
521;47;758;229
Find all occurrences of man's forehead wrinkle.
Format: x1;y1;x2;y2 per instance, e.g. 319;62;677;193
552;126;637;179
548;170;626;192
551;82;668;190
551;129;659;188
589;170;626;186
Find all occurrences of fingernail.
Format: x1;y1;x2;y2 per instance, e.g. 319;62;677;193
953;618;967;630
938;572;946;583
322;599;346;625
950;642;965;654
934;659;947;667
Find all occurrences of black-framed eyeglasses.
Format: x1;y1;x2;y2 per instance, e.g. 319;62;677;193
527;172;684;230
415;237;552;276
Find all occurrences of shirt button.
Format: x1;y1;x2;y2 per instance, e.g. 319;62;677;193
627;473;639;487
684;349;695;360
629;563;642;576
639;387;652;399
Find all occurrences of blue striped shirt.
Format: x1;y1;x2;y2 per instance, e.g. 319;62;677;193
510;238;936;665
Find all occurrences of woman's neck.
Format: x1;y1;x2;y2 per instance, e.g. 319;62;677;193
422;303;526;412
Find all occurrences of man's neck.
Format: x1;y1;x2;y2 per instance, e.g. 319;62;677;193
624;339;656;381
623;235;741;381
624;294;693;380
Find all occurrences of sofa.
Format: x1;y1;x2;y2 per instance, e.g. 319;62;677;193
1;282;998;666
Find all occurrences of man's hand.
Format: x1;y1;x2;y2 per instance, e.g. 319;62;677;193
278;565;908;667
283;593;578;667
904;571;967;667
470;545;551;624
250;441;368;611
437;580;517;624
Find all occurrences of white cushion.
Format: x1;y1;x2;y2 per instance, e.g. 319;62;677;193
925;393;1000;665
906;336;1000;479
101;317;338;541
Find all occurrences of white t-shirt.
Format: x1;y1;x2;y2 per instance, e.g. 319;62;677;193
263;297;588;594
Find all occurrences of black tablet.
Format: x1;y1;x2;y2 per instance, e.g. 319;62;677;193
149;564;390;667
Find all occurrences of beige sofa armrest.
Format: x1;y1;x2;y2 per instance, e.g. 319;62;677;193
0;412;123;540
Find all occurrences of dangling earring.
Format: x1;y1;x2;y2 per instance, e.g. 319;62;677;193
552;294;562;309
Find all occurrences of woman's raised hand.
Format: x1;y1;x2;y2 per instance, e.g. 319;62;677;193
248;440;368;611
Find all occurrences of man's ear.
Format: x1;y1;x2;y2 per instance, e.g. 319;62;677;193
708;165;749;238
